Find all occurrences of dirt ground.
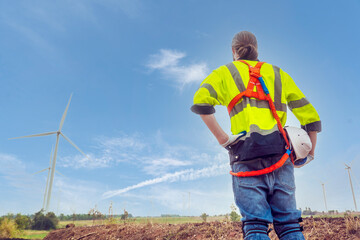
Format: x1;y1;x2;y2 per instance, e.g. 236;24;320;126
42;217;360;240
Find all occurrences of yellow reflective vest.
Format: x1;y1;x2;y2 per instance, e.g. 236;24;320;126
191;60;321;162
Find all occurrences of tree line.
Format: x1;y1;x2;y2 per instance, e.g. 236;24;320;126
0;210;59;231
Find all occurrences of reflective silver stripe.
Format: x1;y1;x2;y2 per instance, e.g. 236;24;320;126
242;124;279;139
200;83;218;100
301;121;322;132
230;98;270;118
191;103;215;115
226;63;246;92
288;98;310;110
273;65;287;112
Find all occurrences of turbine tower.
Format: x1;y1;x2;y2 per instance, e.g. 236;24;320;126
344;163;358;212
320;182;328;212
32;147;53;210
10;94;89;212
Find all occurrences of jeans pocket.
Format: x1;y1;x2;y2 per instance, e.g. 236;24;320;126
232;163;262;186
277;159;295;190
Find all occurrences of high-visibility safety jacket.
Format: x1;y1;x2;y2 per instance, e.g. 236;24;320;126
191;60;321;164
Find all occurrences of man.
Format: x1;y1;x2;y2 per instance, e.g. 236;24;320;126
191;31;321;240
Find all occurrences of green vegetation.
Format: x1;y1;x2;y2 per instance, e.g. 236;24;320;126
17;230;49;239
4;208;356;240
200;213;209;222
32;210;59;230
0;217;19;238
58;213;133;221
15;213;32;230
230;204;241;222
0;210;59;239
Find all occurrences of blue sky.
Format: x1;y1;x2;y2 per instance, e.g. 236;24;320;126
1;0;360;217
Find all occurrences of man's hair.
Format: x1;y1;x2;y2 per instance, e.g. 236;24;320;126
231;31;258;61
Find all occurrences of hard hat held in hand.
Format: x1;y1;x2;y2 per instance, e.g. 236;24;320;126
284;126;312;161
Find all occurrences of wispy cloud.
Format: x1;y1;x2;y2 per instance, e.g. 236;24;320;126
147;49;209;89
142;157;192;176
59;134;146;169
58;133;200;174
6;21;56;54
0;153;40;193
102;163;228;199
53;177;103;214
126;186;235;216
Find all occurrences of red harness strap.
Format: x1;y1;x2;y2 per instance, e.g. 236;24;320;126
229;60;294;177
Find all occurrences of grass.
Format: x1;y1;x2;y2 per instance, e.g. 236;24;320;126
58;220;94;228
17;230;49;239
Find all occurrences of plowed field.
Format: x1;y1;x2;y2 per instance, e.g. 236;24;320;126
43;217;360;240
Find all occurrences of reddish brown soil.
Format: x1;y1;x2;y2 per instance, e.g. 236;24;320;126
43;217;360;240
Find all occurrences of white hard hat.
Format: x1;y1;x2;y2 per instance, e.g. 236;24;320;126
285;126;312;160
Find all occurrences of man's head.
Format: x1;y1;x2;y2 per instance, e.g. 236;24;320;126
231;31;258;61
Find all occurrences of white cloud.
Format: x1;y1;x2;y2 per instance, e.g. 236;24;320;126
0;154;111;215
135;186;234;216
53;177;103;214
147;49;185;69
6;21;56;53
58;133;202;174
0;153;40;193
147;49;209;89
59;134;146;169
142;157;192;176
102;163;228;199
60;153;109;169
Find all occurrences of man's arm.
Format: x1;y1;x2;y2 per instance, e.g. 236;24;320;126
200;114;228;145
308;131;317;156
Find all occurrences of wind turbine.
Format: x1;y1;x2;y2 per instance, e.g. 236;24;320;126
344;162;358;212
32;146;53;210
9;94;89;212
320;182;328;212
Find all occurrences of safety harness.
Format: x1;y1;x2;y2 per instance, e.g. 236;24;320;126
228;60;294;177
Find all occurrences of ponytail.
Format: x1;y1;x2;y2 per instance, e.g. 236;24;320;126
231;31;258;61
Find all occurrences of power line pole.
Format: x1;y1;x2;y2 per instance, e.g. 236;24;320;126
188;192;191;216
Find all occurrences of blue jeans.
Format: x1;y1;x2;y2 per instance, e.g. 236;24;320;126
232;156;304;240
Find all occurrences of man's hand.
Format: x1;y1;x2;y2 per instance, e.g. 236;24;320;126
294;154;314;168
199;114;246;148
221;131;247;148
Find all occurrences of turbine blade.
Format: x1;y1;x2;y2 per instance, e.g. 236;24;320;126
33;168;50;175
59;94;73;131
345;163;351;168
349;157;357;167
9;131;57;140
55;170;65;177
60;132;88;158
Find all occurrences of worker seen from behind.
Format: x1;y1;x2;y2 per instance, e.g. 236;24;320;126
191;31;321;240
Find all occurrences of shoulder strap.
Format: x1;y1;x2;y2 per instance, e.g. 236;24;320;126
227;61;265;114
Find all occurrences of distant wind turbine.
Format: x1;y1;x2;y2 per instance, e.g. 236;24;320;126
344;161;358;212
320;182;328;212
9;94;89;212
32;146;53;211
